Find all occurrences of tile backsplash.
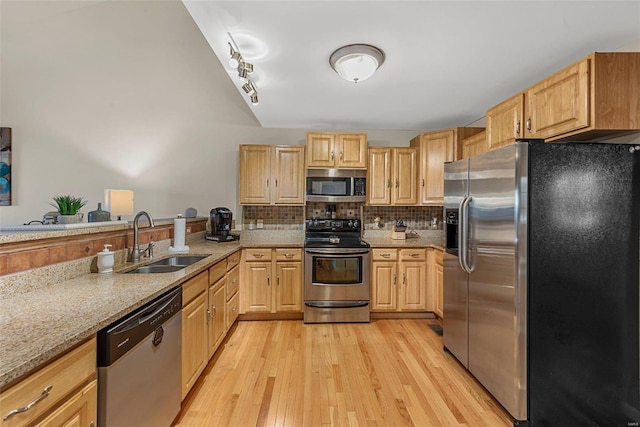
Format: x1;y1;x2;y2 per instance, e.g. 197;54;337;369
242;204;443;231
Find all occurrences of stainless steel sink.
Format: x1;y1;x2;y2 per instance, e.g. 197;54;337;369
124;255;209;274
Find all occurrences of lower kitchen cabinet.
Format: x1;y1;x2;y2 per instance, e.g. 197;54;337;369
240;248;303;313
226;264;240;329
435;250;443;318
181;271;208;400
0;338;96;427
371;248;427;312
426;248;444;318
207;276;227;359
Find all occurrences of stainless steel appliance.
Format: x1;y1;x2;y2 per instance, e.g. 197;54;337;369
443;140;639;425
304;218;370;323
206;207;239;242
306;169;366;203
97;287;182;427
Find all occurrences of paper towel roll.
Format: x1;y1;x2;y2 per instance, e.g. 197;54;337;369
174;217;186;248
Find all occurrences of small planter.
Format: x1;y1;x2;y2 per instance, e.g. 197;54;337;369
57;214;78;224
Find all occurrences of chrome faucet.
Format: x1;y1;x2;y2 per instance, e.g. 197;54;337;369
130;211;155;262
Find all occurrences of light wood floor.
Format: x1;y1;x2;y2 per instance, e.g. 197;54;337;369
174;319;512;426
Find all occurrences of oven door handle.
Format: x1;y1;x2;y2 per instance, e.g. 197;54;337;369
304;248;370;255
305;301;370;308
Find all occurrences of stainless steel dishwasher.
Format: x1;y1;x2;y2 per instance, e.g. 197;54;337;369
97;286;182;427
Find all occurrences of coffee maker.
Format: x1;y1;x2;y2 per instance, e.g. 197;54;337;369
206;207;239;242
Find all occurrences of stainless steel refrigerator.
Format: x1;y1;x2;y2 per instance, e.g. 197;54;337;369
443;140;639;426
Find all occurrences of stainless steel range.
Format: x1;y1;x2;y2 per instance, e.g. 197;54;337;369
304;219;370;323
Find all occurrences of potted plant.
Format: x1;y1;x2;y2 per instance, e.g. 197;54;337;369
50;195;87;224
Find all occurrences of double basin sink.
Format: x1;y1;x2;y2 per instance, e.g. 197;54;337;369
125;255;209;274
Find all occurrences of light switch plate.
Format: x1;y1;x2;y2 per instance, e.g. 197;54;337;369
256;219;264;229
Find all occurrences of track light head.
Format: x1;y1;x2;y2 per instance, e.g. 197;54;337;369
242;81;256;94
228;43;242;68
250;93;259;105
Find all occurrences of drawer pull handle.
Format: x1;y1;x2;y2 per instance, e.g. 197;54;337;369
380;253;391;258
410;253;419;258
252;254;264;258
284;253;294;258
3;385;53;421
232;279;238;284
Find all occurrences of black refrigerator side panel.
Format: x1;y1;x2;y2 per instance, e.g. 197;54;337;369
528;142;639;427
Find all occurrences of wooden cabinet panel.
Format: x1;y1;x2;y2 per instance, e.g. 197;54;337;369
209;260;226;285
244;248;272;261
226;291;240;329
371;261;397;310
399;261;427;310
336;134;367;168
525;57;589;139
306;132;367;168
33;380;97;427
181;271;208;307
239;145;271;204
486;93;524;151
275;248;302;262
392;148;418;205
181;291;207;400
226;265;240;300
0;339;96;427
207;278;227;359
275;262;302;312
367;148;391;205
272;146;305;204
226;250;240;270
461;130;488;159
435;252;444;319
306;133;335;168
372;248;398;261
242;261;272;313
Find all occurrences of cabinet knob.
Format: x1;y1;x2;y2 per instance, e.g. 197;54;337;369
395;179;399;188
515;120;521;135
267;275;270;286
393;273;397;285
526;118;532;131
386;179;391;188
266;179;269;187
253;253;264;258
381;253;391;258
331;151;334;160
340;151;343;160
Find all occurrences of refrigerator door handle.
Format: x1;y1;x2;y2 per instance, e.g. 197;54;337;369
459;196;473;273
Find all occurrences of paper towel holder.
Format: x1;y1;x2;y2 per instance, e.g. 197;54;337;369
169;214;190;253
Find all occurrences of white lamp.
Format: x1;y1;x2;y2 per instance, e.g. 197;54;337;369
104;189;134;220
329;44;385;83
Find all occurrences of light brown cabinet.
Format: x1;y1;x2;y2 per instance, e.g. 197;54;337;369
461;130;488;159
306;132;367;169
426;248;444;317
435;250;443;318
207;275;226;359
239;145;305;205
181;271;208;400
226;265;240;329
0;339;96;427
367;147;418;205
410;128;484;205
240;248;302;313
371;248;427;312
487;52;640;148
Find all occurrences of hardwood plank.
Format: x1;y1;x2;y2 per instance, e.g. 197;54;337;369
174;320;512;427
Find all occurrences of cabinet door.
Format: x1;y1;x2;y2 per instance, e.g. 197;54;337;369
182;291;208;400
525;57;589;139
306;133;335;168
461;131;488;159
242;261;272;312
371;261;397;311
399;261;427;310
420;132;454;205
392;148;418;205
367;148;391;205
486;93;524;151
435;260;444;319
336;134;367;168
275;261;302;312
239;145;271;204
226;291;240;329
207;278;227;359
33;380;97;427
272;145;305;204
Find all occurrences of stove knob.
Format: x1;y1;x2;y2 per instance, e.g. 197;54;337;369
353;219;359;229
348;220;353;228
312;219;318;227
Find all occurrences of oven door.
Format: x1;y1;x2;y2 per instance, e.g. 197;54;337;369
304;248;370;302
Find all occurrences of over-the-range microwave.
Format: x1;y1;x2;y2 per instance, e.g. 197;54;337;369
306;169;366;203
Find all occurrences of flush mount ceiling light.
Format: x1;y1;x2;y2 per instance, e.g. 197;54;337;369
329;44;385;83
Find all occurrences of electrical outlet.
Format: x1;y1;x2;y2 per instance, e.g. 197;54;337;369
256;219;264;229
186;226;192;234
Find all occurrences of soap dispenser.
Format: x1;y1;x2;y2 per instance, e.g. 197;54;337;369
97;244;115;273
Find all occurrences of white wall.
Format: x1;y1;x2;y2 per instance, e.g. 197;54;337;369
0;0;421;226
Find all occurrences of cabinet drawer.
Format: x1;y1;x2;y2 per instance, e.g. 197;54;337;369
226;291;240;329
0;338;96;427
275;248;302;261
399;249;426;261
182;271;208;306
226;265;239;300
209;261;226;285
244;248;272;261
372;249;398;261
226;250;240;271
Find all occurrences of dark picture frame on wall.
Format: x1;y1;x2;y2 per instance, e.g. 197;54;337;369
0;127;11;206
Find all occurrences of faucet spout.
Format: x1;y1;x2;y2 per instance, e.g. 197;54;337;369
131;211;155;262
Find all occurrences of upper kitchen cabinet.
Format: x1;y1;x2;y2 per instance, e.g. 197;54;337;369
367;147;417;205
487;52;640;146
461;130;488;159
239;145;305;205
410;128;484;205
306;132;367;169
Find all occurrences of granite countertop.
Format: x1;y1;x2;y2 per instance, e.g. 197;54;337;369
0;229;442;390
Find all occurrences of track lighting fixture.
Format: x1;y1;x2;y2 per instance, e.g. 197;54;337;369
242;81;257;94
237;61;253;79
227;33;260;106
228;43;242;68
250;94;259;105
